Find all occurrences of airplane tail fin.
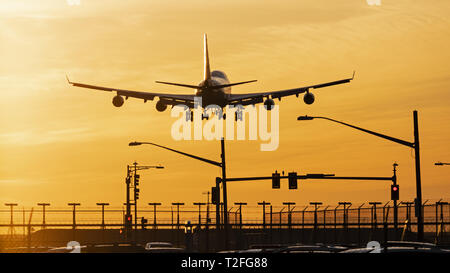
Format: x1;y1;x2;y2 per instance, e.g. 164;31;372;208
204;33;211;81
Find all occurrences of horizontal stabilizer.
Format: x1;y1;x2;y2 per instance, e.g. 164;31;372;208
155;81;200;89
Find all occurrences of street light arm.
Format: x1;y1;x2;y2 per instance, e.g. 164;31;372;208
131;142;222;167
313;117;415;148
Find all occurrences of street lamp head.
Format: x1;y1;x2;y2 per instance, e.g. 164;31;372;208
435;162;444;166
129;141;142;146
156;165;164;169
297;115;314;121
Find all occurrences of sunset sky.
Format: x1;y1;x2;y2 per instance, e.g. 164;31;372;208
1;0;450;213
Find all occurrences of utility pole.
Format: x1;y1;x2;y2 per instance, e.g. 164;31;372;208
37;203;50;229
5;203;18;236
96;203;109;229
148;203;162;229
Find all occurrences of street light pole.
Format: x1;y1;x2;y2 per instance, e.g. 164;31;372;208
96;203;109;229
298;110;424;241
148;203;162;228
194;202;206;227
234;202;247;228
5;203;18;236
129;139;230;249
37;203;50;229
68;203;81;230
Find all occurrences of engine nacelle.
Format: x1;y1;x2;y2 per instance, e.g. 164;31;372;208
156;100;168;112
263;98;275;111
303;92;315;105
112;95;124;107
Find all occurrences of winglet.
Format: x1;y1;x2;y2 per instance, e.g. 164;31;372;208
66;74;72;84
352;70;356;80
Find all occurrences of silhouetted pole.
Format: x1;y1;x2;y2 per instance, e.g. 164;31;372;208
339;202;352;229
172;203;184;230
436;201;448;243
284;202;295;243
358;203;365;246
148;203;162;228
194;202;206;227
96;203;109;229
369;202;382;230
68;203;81;231
323;205;329;244
203;191;211;226
310;202;322;230
392;163;399;237
298;110;424;241
37;203;50;229
129;140;227;248
220;138;229;246
5;203;18;236
301;206;308;243
234;202;247;229
258;202;271;230
334;204;341;243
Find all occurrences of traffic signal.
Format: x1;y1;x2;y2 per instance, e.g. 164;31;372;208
272;171;280;189
211;186;219;204
391;184;399;200
135;188;140;200
288;172;298;189
134;174;140;186
124;214;132;228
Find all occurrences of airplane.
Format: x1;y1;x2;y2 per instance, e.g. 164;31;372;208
67;34;354;119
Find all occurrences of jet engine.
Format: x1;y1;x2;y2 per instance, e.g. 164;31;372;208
112;95;124;107
156;100;168;112
303;92;315;105
263;98;275;111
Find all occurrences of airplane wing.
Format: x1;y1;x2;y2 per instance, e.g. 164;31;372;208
67;77;196;108
227;72;355;106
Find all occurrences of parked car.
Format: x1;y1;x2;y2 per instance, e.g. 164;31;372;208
273;244;347;253
144;241;185;253
341;241;450;253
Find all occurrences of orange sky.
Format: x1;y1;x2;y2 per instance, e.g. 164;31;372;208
1;0;450;211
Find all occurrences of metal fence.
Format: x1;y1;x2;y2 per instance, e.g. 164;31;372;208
0;199;449;252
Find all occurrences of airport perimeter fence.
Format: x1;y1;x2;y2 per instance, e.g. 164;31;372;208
0;199;449;252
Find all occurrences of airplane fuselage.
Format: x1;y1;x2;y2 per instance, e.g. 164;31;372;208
195;70;231;108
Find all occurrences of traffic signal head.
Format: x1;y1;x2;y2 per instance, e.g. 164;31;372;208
391;184;399;200
272;172;280;189
134;174;140;186
288;172;298;189
135;188;140;200
211;186;219;205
